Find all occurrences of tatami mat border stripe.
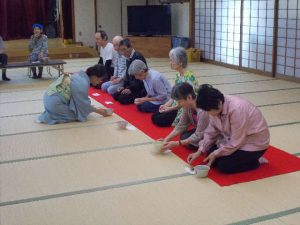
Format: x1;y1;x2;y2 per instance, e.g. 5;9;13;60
0;121;118;137
159;71;249;77
2;116;300;139
167;78;275;85
1;99;297;119
0;112;40;119
0;141;153;164
294;153;300;156
0;88;45;94
257;101;300;108
227;207;300;225
201;79;276;85
0;173;190;207
269;121;300;128
230;87;300;95
0;88;300;107
198;72;249;77
0;99;42;104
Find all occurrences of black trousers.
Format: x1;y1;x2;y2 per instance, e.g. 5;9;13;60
112;91;136;105
180;128;198;151
151;110;178;127
31;67;43;75
0;53;8;65
0;53;8;75
209;145;267;174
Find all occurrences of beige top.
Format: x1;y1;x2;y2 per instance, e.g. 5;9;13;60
174;108;210;146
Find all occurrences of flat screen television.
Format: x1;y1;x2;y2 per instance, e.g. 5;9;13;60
127;5;171;36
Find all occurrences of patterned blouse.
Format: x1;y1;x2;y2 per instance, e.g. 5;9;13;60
47;74;71;103
28;34;48;56
172;69;199;126
174;70;199;91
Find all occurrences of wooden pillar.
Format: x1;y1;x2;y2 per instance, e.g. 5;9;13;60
272;0;279;78
189;0;195;48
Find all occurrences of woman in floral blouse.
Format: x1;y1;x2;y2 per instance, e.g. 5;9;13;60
152;47;199;127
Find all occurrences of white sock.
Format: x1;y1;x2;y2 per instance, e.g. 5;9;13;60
259;157;269;164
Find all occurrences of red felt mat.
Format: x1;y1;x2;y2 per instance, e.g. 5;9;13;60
90;87;300;186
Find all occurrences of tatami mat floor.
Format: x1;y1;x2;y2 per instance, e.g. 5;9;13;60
0;58;299;225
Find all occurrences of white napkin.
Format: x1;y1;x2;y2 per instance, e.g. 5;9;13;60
184;166;196;175
126;124;137;131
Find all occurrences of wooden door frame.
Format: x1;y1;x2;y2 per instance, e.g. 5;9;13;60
189;0;195;48
59;0;76;42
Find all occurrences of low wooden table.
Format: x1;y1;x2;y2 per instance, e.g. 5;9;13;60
0;60;66;78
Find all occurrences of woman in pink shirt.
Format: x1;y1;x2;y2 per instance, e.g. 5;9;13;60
188;84;270;174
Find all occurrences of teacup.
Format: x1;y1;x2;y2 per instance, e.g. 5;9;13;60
194;165;210;178
116;121;128;129
152;140;164;153
105;108;114;116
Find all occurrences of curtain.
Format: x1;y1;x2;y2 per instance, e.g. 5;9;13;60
0;0;52;40
61;0;73;40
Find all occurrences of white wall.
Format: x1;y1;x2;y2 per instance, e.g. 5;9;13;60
97;0;122;40
74;0;95;47
171;2;189;37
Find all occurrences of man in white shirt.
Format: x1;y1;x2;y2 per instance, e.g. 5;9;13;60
0;36;10;81
95;30;115;79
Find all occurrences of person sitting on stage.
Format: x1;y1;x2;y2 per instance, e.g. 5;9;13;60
112;38;147;104
38;64;112;124
128;59;172;113
152;47;198;127
188;84;270;174
0;36;10;81
160;83;209;152
101;36;126;95
28;23;48;79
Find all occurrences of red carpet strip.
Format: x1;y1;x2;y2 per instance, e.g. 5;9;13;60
90;87;300;186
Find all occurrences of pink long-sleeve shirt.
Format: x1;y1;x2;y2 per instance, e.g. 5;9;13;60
199;95;270;157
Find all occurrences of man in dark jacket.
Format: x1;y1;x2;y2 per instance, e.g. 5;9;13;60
112;38;147;104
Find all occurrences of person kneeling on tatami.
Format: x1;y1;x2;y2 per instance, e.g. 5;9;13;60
128;59;172;113
188;84;270;174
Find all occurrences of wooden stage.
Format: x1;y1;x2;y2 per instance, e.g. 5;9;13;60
4;38;99;62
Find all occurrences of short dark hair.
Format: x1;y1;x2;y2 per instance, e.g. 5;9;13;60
196;84;224;111
119;38;132;48
96;30;108;41
86;64;107;80
171;82;196;100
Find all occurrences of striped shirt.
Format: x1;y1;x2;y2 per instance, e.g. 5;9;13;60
113;52;127;78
